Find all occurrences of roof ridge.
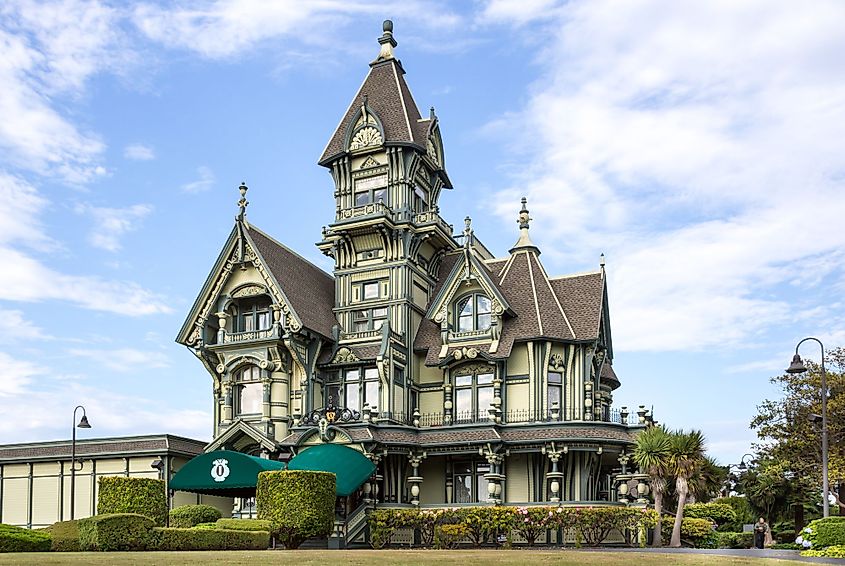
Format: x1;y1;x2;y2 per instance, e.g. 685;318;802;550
392;62;414;141
247;225;333;281
525;251;544;336
549;270;602;281
532;254;576;338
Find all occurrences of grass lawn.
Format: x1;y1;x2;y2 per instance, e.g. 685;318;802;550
0;550;812;565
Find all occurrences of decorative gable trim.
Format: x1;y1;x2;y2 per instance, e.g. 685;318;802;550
205;419;277;454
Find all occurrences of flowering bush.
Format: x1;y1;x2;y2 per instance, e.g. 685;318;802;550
801;517;845;549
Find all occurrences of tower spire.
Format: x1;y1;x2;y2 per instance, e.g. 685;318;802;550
509;197;539;255
374;19;397;63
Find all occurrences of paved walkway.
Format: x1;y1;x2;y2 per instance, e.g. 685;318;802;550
580;547;842;564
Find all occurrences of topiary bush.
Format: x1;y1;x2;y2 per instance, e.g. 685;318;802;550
215;518;272;532
78;513;156;551
0;524;52;552
41;520;80;552
153;527;269;551
801;517;845;549
256;470;335;549
169;504;222;528
97;477;167;526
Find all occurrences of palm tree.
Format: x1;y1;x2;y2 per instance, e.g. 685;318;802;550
633;425;671;547
668;429;706;547
688;455;727;503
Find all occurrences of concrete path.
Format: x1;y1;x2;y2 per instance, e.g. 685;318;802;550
580;547;842;564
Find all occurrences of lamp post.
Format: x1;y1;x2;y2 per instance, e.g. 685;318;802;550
70;405;91;520
786;337;829;518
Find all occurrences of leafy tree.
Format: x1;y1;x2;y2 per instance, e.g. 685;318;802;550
751;346;845;521
633;425;671;547
668;429;706;547
689;455;728;504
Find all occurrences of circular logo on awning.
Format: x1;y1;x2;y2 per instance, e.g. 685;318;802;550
211;458;230;483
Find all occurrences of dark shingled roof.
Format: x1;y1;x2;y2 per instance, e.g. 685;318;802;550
415;247;606;366
0;435;206;463
247;226;337;339
320;59;426;164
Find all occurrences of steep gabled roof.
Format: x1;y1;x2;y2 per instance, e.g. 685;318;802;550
247;226;337;339
319;58;426;165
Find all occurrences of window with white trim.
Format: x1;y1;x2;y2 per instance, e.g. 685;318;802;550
235;365;264;415
353;307;387;331
454;369;494;422
456;294;492;332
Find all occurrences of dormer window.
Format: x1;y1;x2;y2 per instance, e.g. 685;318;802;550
456;294;492;332
232;298;272;333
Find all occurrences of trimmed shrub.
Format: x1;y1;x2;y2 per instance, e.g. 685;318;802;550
434;523;468;549
802;517;845;549
661;517;716;547
215;518;272;532
0;524;52;552
97;477;167;526
41;520;80;552
803;544;845;558
169;504;222;528
153;527;269;551
718;496;755;531
78;513;156;551
684;503;737;527
713;531;753;549
256;470;335;549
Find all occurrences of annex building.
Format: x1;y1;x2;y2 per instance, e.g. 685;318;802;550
0;21;654;538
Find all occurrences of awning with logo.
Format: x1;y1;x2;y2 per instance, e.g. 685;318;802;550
286;444;375;497
169;450;285;498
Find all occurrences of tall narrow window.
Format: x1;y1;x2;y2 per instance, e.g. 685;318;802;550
344;369;360;410
452;461;491;503
413;185;429;213
548;371;563;419
453;368;494;423
236;366;263;415
364;368;380;409
342;367;379;411
456;294;492;332
233;298;271;333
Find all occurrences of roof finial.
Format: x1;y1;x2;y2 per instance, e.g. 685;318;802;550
237;182;249;222
463;216;473;248
376;19;397;62
509;196;540;255
600;253;606;270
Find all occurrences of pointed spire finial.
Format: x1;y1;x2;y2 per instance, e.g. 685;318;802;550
600;253;606;270
237;182;249;222
430;106;436;120
509;196;540;255
376;19;397;62
517;197;531;229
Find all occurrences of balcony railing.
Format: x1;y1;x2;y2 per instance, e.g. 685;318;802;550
413;210;453;235
366;408;637;427
336;201;391;223
220;327;276;344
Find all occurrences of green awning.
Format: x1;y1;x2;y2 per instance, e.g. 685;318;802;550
286;444;375;497
170;450;285;498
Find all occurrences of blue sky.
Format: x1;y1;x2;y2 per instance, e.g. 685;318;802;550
1;0;844;468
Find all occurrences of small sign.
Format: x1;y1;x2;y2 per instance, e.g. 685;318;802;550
211;458;230;483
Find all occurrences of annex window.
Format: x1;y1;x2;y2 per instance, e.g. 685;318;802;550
547;371;563;420
344;367;380;411
454;367;494;423
232;298;272;333
456;294;492;332
352;307;387;332
235;365;264;415
452;461;491;504
354;174;388;206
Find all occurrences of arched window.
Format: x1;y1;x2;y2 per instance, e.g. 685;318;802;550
456;294;492;332
235;365;264;415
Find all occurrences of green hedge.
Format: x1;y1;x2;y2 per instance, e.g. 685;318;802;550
40;520;80;552
256;470;335;549
216;518;273;532
169;505;222;528
803;544;845;558
713;531;753;549
79;513;156;551
368;506;658;548
684;503;737;527
153;527;269;551
802;517;845;549
0;524;52;553
97;477;167;526
661;517;716;547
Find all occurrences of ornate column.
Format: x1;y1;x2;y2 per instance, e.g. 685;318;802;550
542;443;566;503
480;446;506;505
215;311;230;343
584;380;594;421
491;375;503;423
406;451;426;506
443;382;453;425
364;450;385;504
220;369;233;424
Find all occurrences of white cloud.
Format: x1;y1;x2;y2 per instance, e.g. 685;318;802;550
485;0;845;351
75;202;153;252
0;351;44;397
0;309;50;342
181;165;215;193
123;143;155;160
68;347;170;372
